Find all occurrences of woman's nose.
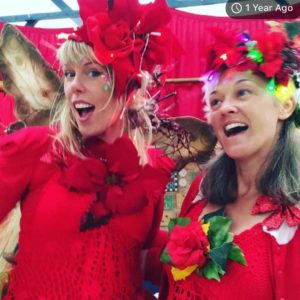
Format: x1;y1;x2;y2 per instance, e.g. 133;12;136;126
69;75;86;94
219;99;238;115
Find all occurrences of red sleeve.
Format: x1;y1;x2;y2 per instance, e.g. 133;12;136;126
143;180;166;284
179;173;203;217
143;148;175;285
0;126;52;222
144;229;168;285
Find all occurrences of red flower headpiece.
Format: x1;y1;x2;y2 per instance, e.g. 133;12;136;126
206;25;300;88
69;0;181;97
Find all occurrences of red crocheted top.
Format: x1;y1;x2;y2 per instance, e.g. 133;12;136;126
160;175;300;300
0;127;170;300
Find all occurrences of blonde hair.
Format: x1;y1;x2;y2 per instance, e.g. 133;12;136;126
51;40;153;165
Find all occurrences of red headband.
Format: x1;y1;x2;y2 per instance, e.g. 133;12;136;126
69;0;181;97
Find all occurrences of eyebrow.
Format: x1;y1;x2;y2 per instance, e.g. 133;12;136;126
235;79;251;85
209;78;252;95
82;61;98;67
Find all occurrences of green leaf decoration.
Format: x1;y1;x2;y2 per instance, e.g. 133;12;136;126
267;77;276;94
160;249;172;264
209;242;231;271
283;21;300;40
202;207;225;223
168;217;190;232
207;216;233;248
229;243;247;266
163;215;247;282
247;49;263;63
198;260;224;281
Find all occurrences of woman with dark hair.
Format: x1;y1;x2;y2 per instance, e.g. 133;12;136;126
0;0;179;299
160;24;300;299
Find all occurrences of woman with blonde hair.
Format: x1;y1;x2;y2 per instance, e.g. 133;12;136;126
0;0;178;298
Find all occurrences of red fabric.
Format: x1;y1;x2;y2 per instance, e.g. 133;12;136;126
160;177;300;300
0;126;167;299
160;10;271;120
0;13;275;134
144;229;168;286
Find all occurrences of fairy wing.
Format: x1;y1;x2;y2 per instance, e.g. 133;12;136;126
0;24;63;276
0;204;20;269
153;116;217;171
0;23;63;128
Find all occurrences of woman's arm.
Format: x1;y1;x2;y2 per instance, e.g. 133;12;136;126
0;126;51;222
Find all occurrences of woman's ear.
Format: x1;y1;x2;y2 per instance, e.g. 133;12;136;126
278;96;297;120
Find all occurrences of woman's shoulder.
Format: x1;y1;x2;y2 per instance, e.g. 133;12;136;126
0;126;53;158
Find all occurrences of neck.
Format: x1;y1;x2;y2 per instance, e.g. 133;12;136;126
100;114;126;144
235;161;260;199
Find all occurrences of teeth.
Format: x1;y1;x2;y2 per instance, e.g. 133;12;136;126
225;123;247;131
74;103;94;109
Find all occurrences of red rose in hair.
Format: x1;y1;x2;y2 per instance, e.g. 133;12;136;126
167;221;209;269
255;31;285;77
85;14;134;64
208;28;251;71
69;0;181;96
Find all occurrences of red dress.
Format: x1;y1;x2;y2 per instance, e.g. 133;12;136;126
0;127;171;300
160;175;300;300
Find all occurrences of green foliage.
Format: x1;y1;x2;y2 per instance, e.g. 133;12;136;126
207;216;233;248
160;249;172;264
168;217;190;232
198;260;224;282
228;244;247;266
209;242;231;271
198;216;247;281
284;21;300;40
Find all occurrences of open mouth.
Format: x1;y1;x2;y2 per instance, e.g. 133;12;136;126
224;123;248;137
74;103;95;118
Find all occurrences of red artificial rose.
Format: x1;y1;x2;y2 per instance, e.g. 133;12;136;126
166;221;209;270
85;14;134;64
255;31;285;77
259;56;283;78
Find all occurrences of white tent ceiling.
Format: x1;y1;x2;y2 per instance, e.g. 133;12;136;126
0;0;227;28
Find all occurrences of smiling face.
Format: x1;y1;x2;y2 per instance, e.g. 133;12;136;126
63;59;124;140
206;70;287;162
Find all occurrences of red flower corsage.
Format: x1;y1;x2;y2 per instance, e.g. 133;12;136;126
59;136;173;231
161;214;247;281
166;220;209;270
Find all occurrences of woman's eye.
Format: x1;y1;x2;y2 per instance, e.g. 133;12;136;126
64;70;75;78
88;70;103;77
210;98;221;108
237;89;250;97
